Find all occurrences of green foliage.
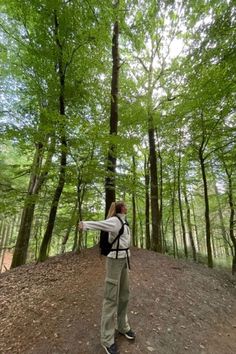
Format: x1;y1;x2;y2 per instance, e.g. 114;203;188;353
0;0;235;270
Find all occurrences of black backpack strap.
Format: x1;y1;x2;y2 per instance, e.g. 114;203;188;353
108;216;124;256
109;216;131;268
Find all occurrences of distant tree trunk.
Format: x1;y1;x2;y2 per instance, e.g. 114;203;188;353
73;168;87;253
199;142;213;268
137;203;144;248
224;166;236;275
8;216;16;247
73;201;83;253
105;16;120;216
177;154;188;258
144;154;151;250
132;155;137;246
38;12;67;262
214;183;231;257
163;211;171;253
191;197;200;253
2;224;11;271
156;132;164;250
61;201;77;253
0;223;7;272
148;117;162;252
171;171;178;258
11;139;54;268
0;221;6;252
184;187;197;261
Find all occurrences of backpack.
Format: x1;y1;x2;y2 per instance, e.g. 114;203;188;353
99;215;127;256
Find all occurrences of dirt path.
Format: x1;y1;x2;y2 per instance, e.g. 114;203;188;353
0;247;236;354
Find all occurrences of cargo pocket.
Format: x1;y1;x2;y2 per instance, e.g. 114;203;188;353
104;278;118;302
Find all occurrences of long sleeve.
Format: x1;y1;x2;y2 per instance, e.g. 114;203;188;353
82;217;120;234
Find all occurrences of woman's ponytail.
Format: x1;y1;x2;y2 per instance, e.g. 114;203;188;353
106;201;125;218
106;202;116;218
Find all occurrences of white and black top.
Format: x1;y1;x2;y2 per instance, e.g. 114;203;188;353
82;213;131;259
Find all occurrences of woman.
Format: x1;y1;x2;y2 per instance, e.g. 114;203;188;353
79;201;135;354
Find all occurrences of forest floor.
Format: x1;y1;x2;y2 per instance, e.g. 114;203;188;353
0;247;236;354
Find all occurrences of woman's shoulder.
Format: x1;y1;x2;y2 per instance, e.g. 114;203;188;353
107;216;119;221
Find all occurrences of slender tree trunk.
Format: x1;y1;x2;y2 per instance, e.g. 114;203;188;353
157;133;164;251
73;173;86;253
38;12;67;262
171;196;178;258
225;167;236;275
199;147;213;268
105;17;120;216
191;196;200;253
0;223;7;272
171;171;178;258
184;187;197;261
144;155;151;250
148;119;162;252
137;203;144;248
132;155;137;246
214;183;231;257
61;202;77;253
177;154;188;258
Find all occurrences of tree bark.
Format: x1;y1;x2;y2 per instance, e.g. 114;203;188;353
11;140;53;268
224;166;236;275
171;170;178;258
132;155;137;246
105;18;120;216
184;187;197;261
157;137;164;251
214;182;231;257
177;154;188;258
0;223;7;272
148;120;162;252
199;147;213;268
171;194;178;258
191;196;200;253
144;155;151;250
38;12;67;262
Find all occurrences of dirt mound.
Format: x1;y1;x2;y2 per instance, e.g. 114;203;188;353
0;247;236;354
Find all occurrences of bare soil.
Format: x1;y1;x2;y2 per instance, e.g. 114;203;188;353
0;247;236;354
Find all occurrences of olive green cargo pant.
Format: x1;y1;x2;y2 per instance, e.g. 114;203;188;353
101;257;130;347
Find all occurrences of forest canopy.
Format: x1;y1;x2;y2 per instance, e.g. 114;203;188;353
0;0;236;273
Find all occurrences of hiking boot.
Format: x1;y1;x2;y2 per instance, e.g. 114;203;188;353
102;343;118;354
120;329;136;340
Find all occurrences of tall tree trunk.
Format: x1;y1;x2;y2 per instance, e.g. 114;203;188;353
184;187;197;261
191;196;200;253
38;12;67;262
224;167;236;275
148;119;162;252
156;131;164;251
214;183;231;257
144;154;151;250
171;193;178;258
171;171;178;258
105;16;120;216
132;155;137;246
73;167;87;253
177;154;188;258
199;147;213;268
11;139;53;268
